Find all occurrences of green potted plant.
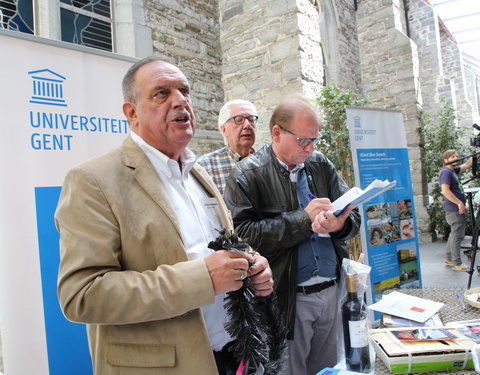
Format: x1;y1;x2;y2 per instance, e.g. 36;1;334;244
315;83;368;260
418;99;471;241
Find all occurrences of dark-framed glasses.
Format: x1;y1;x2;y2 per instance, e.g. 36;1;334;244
277;124;320;148
226;115;259;127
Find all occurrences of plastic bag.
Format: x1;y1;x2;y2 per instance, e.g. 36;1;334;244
337;258;375;374
472;343;480;373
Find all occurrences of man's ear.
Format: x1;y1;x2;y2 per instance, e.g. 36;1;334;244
220;124;227;138
123;102;137;129
272;124;281;142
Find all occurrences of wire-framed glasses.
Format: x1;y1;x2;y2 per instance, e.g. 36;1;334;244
277;124;320;148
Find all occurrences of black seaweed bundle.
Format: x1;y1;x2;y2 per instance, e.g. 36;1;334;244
208;229;287;375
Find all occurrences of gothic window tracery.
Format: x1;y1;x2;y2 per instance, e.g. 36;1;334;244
0;0;113;52
60;0;112;51
0;0;33;34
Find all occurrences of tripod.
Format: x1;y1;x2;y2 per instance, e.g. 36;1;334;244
464;187;480;288
447;150;480;288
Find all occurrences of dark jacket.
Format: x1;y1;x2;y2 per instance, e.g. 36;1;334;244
223;144;361;338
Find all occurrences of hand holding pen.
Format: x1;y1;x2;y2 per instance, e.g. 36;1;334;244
307;193;354;234
304;193;333;222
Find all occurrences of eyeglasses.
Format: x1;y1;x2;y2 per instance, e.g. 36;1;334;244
277;124;320;148
225;115;259;127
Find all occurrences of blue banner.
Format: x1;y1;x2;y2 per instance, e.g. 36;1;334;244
346;107;422;319
35;187;92;375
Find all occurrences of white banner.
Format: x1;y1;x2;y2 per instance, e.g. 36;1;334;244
0;30;135;374
346;107;422;319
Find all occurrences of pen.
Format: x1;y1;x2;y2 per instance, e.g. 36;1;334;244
308;193;343;216
455;292;467;312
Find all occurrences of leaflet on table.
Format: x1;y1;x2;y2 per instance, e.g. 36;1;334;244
368;291;444;323
332;179;397;216
446;319;480;343
391;328;457;342
382;313;443;328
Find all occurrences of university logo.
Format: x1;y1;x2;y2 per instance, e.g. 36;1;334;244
28;69;67;107
353;116;361;128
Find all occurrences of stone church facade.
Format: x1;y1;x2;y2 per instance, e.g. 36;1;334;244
139;0;479;241
6;0;478;241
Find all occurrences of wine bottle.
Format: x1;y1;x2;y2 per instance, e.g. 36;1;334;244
342;273;371;373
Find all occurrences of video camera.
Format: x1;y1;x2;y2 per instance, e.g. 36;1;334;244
470;124;480;147
445;124;480;179
470;124;480;177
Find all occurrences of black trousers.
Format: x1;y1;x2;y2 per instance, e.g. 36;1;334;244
213;342;239;375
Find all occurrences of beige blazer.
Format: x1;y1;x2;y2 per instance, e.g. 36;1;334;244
56;136;232;374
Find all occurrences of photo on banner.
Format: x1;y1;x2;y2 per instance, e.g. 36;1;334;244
345;107;422;319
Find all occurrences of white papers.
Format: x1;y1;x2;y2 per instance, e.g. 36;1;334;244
332;179;396;216
383;313;443;328
368;291;444;323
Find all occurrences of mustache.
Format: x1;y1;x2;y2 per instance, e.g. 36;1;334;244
168;110;191;121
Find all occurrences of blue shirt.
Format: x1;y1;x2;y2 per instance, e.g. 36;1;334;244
295;169;337;283
439;166;465;212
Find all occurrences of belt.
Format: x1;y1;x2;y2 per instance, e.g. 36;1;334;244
296;279;336;295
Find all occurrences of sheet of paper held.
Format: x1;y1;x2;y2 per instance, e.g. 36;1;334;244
332;179;397;216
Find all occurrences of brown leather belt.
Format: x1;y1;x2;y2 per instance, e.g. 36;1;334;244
296;279;336;295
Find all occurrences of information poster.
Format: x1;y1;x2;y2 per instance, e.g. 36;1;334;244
345;107;422;313
0;29;135;374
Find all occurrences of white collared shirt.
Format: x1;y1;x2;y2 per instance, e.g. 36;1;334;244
131;132;232;351
275;157;304;183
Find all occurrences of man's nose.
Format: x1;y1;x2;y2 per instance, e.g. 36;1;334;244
304;142;315;152
241;118;255;129
171;90;188;107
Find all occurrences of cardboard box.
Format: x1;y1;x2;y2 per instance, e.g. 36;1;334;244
370;327;475;373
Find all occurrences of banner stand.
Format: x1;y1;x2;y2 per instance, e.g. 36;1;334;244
346;106;422;323
0;29;135;374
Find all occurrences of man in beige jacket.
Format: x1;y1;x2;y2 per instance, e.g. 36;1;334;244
55;56;273;375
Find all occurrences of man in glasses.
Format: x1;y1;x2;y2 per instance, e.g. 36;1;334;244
198;99;257;194
224;94;360;375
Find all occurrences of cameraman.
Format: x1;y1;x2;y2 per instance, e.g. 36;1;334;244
439;149;473;271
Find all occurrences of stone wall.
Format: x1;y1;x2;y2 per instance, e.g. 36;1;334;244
319;0;361;90
440;26;475;127
144;0;225;154
142;0;364;152
356;0;430;241
407;0;474;128
218;0;363;146
298;0;324;99
333;1;361;89
138;0;479;241
219;0;304;145
406;0;442;112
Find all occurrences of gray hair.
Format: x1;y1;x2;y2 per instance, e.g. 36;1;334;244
122;56;174;103
218;99;257;130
